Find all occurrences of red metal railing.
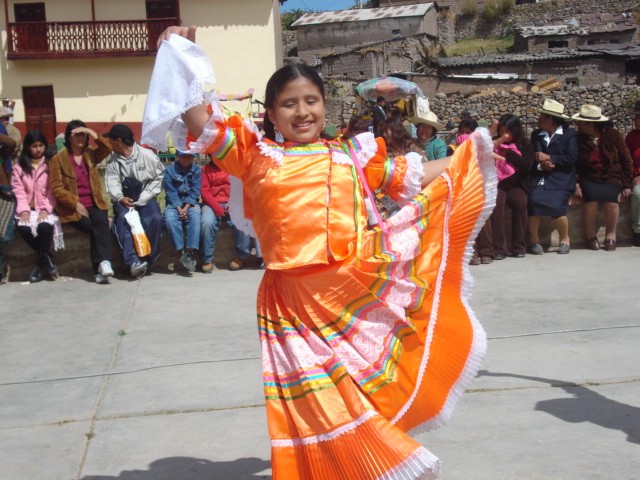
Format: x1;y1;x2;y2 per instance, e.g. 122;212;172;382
6;18;178;59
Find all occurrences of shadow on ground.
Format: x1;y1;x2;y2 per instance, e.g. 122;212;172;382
80;456;271;479
479;370;640;444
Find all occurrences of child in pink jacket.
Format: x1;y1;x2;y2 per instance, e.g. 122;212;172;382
12;130;63;282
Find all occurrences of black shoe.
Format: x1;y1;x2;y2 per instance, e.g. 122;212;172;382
43;252;58;278
29;265;44;283
634;233;640;247
494;253;506;261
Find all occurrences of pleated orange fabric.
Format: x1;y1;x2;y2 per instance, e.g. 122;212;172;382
196;116;495;479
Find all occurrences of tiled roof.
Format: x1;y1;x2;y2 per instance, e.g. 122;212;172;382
517;25;587;37
291;4;435;27
437;49;599;68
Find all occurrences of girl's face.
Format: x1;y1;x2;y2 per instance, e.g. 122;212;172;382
267;76;325;144
177;154;194;168
416;123;435;140
29;140;46;159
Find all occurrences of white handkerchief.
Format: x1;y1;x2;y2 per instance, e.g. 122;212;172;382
141;34;216;151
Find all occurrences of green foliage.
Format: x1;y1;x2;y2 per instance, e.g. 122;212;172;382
444;36;514;57
482;0;515;19
460;0;477;16
281;9;305;31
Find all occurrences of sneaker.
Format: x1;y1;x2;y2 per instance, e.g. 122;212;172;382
480;256;493;264
201;262;216;274
256;257;266;270
469;255;481;266
98;260;114;277
557;243;571;254
43;253;58;278
529;243;544;255
494;253;506;261
130;261;148;277
179;250;196;273
229;257;244;271
95;273;109;284
511;252;525;258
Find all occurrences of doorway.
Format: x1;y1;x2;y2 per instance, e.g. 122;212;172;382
14;2;47;53
22;86;57;145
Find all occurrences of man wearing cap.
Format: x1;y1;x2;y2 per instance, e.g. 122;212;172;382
625;100;640;247
528;99;579;255
104;123;164;277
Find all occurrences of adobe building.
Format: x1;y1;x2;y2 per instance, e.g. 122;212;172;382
0;0;284;145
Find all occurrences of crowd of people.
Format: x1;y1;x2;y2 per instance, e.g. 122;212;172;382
0;121;263;285
366;95;640;265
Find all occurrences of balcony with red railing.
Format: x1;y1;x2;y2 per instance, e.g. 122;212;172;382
6;18;178;59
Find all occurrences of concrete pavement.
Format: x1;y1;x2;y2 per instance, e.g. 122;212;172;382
1;248;639;479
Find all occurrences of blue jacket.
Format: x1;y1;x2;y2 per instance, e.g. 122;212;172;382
163;161;201;208
530;127;578;191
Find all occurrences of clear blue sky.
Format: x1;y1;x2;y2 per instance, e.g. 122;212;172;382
281;0;358;12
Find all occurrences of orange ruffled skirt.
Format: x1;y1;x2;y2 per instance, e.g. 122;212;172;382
258;132;495;479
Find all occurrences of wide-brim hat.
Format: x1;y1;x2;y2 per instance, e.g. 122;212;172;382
410;97;443;131
538;99;570;120
571;104;609;122
627;100;640;115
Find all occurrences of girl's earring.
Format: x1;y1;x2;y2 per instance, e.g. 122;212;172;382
274;126;284;143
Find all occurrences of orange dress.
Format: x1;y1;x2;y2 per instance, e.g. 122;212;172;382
188;113;496;479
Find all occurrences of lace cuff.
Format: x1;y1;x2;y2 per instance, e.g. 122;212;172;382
395;152;423;206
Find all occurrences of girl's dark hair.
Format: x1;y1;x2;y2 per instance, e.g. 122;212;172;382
346;116;369;138
262;63;325;142
18;130;51;175
378;117;416;154
64;119;87;151
497;114;524;145
458;118;478;133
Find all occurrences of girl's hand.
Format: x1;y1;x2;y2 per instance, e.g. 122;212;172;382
489;120;499;137
622;188;632;198
492;151;506;163
71;127;97;140
156;25;197;48
19;211;30;223
37;210;48;222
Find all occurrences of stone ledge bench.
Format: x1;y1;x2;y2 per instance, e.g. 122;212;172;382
3;221;256;282
3;201;635;282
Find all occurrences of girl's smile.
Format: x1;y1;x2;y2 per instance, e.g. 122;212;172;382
267;76;325;144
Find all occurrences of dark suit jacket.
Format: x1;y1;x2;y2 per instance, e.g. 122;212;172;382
530;127;578;191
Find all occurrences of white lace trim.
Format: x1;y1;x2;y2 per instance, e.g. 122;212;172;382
257;141;284;165
228;175;256;238
395;151;423;207
392;127;494;434
271;409;378;447
376;447;441;480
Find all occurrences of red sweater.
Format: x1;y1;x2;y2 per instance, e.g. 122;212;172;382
201;162;231;217
625;128;640;178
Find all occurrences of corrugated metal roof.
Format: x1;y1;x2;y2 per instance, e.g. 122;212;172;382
438;50;600;68
517;25;587;37
291;4;434;28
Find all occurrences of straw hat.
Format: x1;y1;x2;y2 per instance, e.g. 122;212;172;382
410;97;444;131
571;104;609;122
538;99;569;120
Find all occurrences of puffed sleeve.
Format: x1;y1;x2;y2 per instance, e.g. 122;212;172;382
345;133;423;207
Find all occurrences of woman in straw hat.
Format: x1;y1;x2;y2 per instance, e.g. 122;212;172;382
528;99;578;255
572;104;633;251
411;98;447;161
625;100;640;247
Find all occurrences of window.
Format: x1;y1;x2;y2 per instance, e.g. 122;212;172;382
548;40;568;48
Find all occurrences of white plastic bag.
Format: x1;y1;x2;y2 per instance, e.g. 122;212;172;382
124;208;151;257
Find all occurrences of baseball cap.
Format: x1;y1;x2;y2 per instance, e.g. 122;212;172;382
104;123;134;142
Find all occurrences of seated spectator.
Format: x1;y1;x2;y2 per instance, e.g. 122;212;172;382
163;151;201;273
12;131;62;283
49;120;115;284
104;124;164;277
572;104;633;251
489;115;534;259
0;133;17;284
625;101;640;247
410;98;447;161
456;118;479;147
